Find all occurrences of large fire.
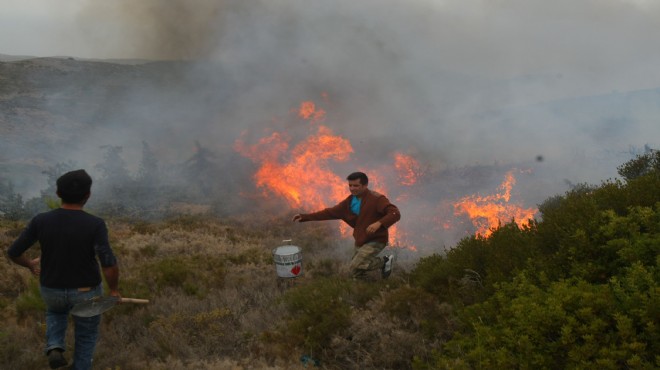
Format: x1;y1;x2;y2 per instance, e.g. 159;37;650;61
234;98;538;250
453;170;538;237
234;124;352;210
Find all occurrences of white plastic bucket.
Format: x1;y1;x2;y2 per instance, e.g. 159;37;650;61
272;245;303;278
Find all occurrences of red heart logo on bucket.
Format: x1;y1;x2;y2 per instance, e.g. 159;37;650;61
291;265;301;276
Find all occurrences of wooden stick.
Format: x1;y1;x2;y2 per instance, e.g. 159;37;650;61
119;298;150;304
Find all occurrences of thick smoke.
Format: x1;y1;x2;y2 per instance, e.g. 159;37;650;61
91;2;660;137
2;0;660;251
72;0;660;183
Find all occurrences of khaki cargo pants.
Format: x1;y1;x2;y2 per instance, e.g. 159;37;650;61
350;241;386;279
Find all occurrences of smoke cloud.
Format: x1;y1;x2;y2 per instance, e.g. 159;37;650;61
2;0;660;250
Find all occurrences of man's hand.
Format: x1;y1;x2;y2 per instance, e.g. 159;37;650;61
9;255;41;277
29;257;40;276
292;214;302;222
366;221;382;234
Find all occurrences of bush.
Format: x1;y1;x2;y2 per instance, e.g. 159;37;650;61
273;277;354;353
411;221;538;305
427;264;659;369
382;285;457;341
617;150;660;181
536;178;660;283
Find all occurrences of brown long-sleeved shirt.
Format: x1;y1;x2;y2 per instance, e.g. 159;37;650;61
299;189;401;246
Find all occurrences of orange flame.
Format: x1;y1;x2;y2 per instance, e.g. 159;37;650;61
297;101;326;123
394;152;423;186
389;223;417;251
236;99;540;251
453;170;537;237
233;100;423;248
235;125;352;210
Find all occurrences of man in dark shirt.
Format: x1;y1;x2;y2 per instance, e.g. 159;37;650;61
7;169;120;370
293;171;401;279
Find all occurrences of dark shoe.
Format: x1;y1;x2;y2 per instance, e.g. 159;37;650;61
47;349;68;369
382;254;394;279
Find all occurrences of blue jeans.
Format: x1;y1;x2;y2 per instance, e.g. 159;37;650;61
40;285;103;370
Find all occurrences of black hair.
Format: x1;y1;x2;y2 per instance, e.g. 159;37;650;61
346;171;368;185
56;169;92;204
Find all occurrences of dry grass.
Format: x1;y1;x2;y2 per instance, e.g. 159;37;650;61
1;215;449;369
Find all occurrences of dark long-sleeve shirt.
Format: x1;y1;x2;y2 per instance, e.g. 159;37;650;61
299;189;401;246
8;208;117;289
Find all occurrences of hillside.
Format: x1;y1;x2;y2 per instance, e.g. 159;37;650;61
1;151;659;369
0;55;659;368
1;215;427;369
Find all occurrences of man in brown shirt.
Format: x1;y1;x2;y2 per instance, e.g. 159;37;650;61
292;172;401;279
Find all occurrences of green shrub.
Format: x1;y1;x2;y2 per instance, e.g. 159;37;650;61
382;285;457;340
482;221;538;286
426;263;659;369
617;151;660;181
264;277;377;354
535;167;660;283
411;221;537;305
601;205;660;268
624;175;660;208
538;198;660;283
411;241;489;305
